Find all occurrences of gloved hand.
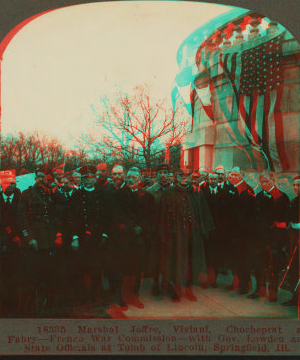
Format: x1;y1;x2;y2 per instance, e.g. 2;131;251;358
12;236;21;247
71;236;79;251
28;239;38;251
101;234;108;245
55;233;63;248
134;226;142;236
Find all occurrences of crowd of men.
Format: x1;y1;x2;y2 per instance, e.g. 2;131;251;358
0;162;299;317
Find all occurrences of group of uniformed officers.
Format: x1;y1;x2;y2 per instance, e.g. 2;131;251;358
0;162;299;317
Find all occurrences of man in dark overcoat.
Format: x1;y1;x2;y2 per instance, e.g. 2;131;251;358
125;167;155;308
158;169;214;302
18;166;59;316
0;177;22;316
52;176;77;311
247;171;290;302
69;165;111;308
201;171;228;287
104;164;141;309
146;163;171;297
227;167;255;295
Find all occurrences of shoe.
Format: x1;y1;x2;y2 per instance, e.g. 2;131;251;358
100;302;110;310
247;292;259;299
151;285;161;297
184;289;197;302
238;288;248;295
115;299;128;310
171;293;180;303
132;300;144;309
168;284;179;301
211;282;218;289
282;298;298;306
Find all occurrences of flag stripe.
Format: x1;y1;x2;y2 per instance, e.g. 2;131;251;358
262;90;274;170
274;84;290;170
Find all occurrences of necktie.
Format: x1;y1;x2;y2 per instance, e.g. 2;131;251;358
6;196;11;204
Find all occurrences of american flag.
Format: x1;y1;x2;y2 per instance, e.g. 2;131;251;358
193;31;291;171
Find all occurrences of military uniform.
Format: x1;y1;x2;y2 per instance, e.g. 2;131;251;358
69;184;111;305
52;186;76;309
18;183;57;315
157;184;214;299
131;188;155;294
0;189;22;316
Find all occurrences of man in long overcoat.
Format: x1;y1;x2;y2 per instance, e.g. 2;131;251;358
69;165;111;308
105;164;141;309
146;163;171;297
247;171;290;302
0;177;22;316
18;166;59;316
125;167;155;308
158;169;214;302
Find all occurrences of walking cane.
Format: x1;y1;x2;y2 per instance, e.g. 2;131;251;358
294;279;300;292
278;243;298;291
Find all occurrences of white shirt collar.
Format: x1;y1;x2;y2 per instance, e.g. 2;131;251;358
3;193;14;201
266;185;275;193
234;180;244;188
83;186;95;192
116;182;125;189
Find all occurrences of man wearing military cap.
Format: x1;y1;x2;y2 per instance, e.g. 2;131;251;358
158;168;214;302
146;163;171;297
95;163;109;189
18;165;60;316
69;165;111;309
52;166;65;190
70;169;81;189
52;176;77;312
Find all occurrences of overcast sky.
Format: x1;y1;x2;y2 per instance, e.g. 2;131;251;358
1;1;233;148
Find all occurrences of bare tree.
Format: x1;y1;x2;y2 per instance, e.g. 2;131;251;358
0;131;69;172
84;85;187;168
